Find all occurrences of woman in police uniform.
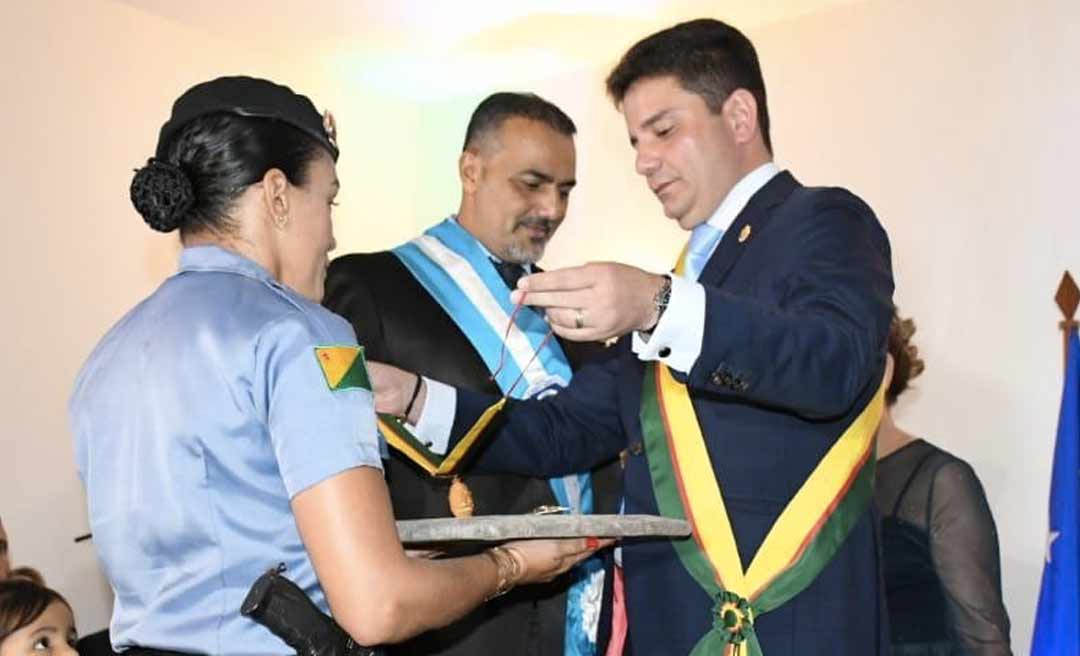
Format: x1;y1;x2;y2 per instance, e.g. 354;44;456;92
69;76;598;656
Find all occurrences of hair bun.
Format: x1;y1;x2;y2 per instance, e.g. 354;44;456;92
130;158;195;233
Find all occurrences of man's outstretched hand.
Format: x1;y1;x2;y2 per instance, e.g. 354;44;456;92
511;262;666;342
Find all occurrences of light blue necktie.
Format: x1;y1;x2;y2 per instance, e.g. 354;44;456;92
683;222;724;281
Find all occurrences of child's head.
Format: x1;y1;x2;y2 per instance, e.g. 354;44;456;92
0;580;76;656
5;571;43;588
0;518;9;579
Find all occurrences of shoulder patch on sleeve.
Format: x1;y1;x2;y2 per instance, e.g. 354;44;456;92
314;345;371;391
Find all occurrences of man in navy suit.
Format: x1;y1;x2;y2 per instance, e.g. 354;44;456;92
372;18;893;655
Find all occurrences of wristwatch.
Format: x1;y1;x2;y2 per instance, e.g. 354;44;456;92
645;274;672;333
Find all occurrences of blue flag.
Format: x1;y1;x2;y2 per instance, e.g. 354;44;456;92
1032;328;1080;655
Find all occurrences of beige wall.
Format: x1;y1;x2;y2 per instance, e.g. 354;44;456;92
761;1;1080;646
0;0;317;634
2;0;1077;650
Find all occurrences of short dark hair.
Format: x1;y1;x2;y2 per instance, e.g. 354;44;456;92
7;568;44;587
0;580;72;646
606;18;772;153
462;92;576;152
886;310;925;406
130;113;326;235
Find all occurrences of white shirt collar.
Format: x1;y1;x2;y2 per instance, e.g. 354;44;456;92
704;162;781;233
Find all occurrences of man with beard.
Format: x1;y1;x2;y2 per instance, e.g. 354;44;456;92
369;19;894;656
323;92;620;656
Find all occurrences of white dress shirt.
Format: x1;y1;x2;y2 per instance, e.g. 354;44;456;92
631;162;780;373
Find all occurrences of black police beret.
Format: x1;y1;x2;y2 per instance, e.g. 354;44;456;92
155;75;338;161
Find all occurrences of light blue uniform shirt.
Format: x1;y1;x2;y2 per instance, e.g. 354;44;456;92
70;245;384;655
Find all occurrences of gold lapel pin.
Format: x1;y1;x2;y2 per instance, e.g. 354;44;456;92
738;224;752;243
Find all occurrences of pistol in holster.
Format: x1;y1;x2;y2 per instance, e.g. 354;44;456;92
241;563;383;656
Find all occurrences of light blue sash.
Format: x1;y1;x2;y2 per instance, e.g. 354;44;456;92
393;218;603;655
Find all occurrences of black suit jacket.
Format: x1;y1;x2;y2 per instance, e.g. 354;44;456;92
450;172;895;655
324;250;621;656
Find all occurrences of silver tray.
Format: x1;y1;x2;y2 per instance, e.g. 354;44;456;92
396;514;690;544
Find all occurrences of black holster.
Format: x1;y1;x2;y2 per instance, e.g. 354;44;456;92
240;564;382;656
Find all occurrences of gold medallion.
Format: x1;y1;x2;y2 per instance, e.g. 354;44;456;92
448;476;475;518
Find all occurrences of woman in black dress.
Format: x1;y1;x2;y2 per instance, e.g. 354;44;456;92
874;312;1012;655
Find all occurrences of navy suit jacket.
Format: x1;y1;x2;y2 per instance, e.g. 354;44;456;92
452;171;895;655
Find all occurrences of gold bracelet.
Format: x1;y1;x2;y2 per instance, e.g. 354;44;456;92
484;546;523;600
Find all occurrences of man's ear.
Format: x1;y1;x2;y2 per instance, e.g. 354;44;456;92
883;353;896;390
459;149;483;195
722;88;759;146
260;168;291;228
